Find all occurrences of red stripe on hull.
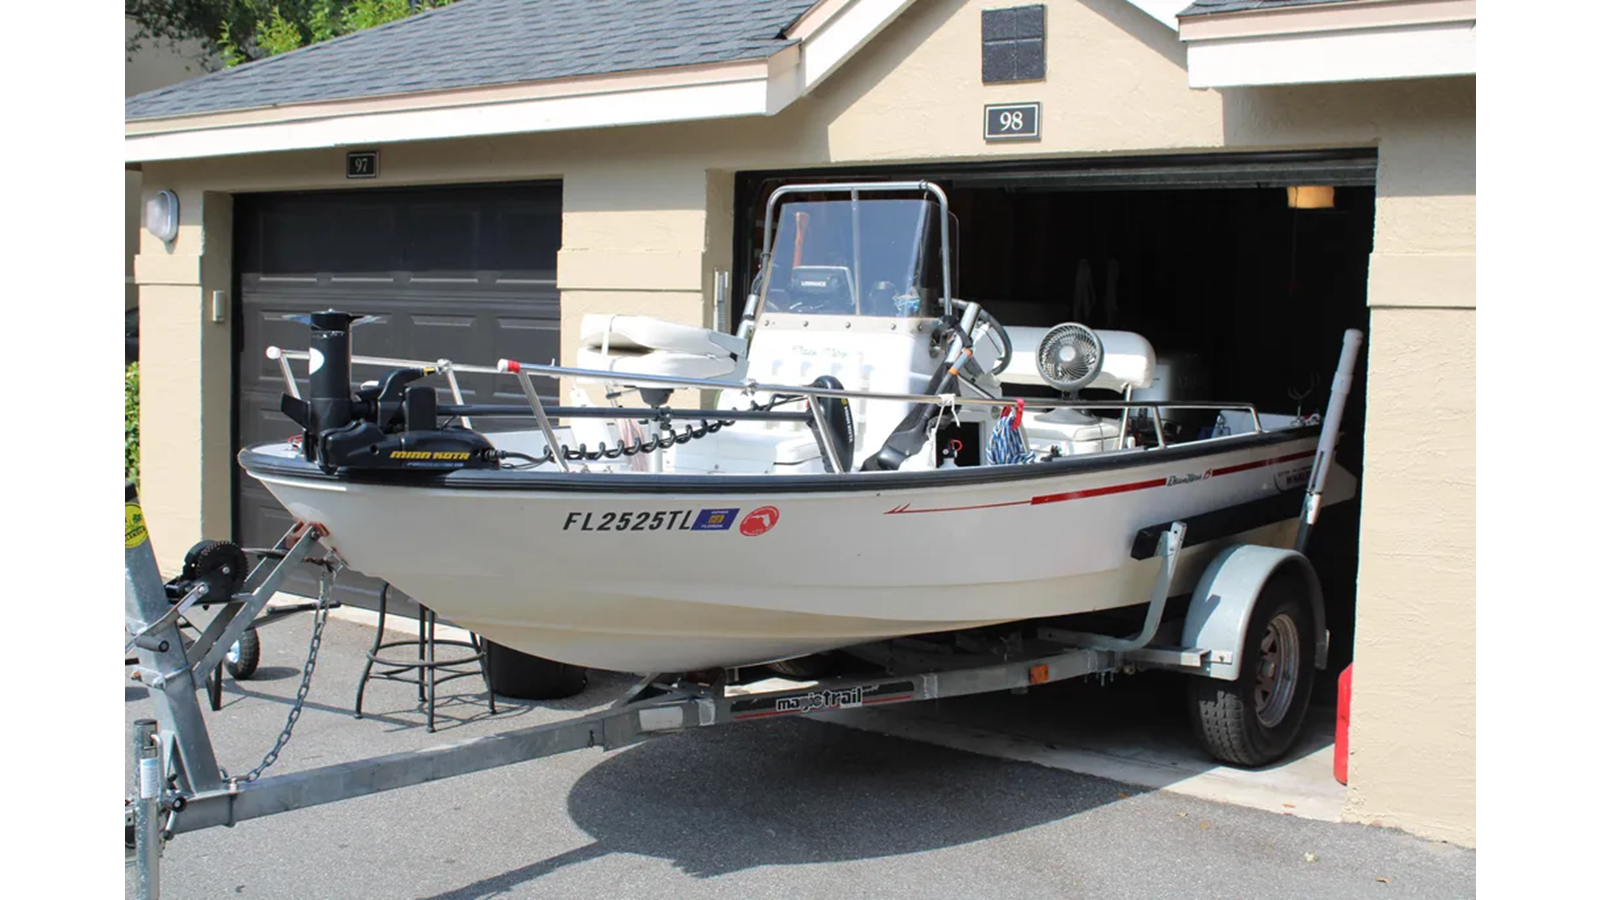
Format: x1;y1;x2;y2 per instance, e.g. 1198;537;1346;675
884;448;1315;516
1207;448;1316;478
1030;477;1167;506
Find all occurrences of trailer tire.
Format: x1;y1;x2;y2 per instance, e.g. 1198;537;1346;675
483;640;588;700
225;627;262;680
1186;573;1316;767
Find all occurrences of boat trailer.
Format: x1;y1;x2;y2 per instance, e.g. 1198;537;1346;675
125;332;1363;899
124;515;1296;899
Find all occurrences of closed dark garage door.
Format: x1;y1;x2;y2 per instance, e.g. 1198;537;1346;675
233;182;562;606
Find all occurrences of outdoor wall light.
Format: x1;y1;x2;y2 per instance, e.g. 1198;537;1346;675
1286;186;1335;209
143;189;181;243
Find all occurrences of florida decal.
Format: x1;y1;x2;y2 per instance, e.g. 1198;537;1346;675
739;506;780;537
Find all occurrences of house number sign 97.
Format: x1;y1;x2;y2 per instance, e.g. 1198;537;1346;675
346;150;379;179
983;103;1040;141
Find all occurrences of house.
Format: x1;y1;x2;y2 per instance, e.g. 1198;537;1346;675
124;0;1475;846
125;11;212;360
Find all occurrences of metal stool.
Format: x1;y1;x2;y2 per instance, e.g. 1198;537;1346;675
355;584;496;732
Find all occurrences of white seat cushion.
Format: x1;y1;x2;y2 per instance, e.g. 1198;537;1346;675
999;328;1156;392
579;314;745;359
575;347;741;382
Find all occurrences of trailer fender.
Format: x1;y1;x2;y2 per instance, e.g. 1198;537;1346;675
1183;545;1326;681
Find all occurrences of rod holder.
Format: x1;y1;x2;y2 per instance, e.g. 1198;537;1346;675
1295;328;1363;553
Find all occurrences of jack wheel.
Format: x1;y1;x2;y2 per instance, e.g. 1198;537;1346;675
1186;573;1316;767
226;627;262;680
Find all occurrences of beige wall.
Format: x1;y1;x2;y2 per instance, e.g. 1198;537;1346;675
126;17;213;310
1344;306;1475;845
135;190;235;572
133;0;1474;842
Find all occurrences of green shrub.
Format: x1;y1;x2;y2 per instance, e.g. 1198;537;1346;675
126;362;140;487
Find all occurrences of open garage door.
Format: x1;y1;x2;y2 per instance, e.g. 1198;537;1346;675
734;151;1375;687
233;182;562;607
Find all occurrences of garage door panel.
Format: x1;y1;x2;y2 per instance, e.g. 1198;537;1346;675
234;182;562;609
406;207;482;270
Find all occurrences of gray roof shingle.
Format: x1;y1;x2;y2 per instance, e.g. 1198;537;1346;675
126;0;820;120
1179;0;1361;16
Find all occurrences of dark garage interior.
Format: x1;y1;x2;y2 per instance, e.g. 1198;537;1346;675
737;153;1376;693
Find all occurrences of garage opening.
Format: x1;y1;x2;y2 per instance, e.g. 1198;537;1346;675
734;151;1374;692
232;181;562;607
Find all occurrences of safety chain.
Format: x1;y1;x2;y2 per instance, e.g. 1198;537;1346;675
225;560;341;786
522;394;799;465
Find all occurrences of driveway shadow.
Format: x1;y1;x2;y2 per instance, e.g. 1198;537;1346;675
416;717;1142;898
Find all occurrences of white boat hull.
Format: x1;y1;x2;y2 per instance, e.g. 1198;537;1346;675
245;433;1347;673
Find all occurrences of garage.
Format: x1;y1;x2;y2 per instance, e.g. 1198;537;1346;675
735;149;1375;686
233;181;563;603
124;0;1475;847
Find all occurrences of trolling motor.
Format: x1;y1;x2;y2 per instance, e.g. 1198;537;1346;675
278;310;496;474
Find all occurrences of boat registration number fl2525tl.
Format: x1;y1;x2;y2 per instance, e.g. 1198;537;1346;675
560;508;745;533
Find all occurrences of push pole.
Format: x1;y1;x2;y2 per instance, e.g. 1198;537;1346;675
1295;329;1363;553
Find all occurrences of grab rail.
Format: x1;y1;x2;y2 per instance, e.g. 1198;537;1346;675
264;346;1268;466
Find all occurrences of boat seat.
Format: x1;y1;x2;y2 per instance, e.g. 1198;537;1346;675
576;314;746;386
998;328;1157;393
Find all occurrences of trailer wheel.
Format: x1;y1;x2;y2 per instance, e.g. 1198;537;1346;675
225;627;262;680
1187;574;1316;767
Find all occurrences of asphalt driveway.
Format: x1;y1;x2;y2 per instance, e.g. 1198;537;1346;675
125;612;1473;899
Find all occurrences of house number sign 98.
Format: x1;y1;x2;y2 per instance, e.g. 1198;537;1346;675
983;103;1040;141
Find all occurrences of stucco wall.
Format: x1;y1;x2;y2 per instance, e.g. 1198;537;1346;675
126;17;212;310
134;191;235;573
1344;306;1475;845
132;0;1474;843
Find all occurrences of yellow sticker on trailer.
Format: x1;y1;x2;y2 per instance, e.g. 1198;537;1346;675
125;503;148;548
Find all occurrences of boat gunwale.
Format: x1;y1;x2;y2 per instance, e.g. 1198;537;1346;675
238;424;1321;495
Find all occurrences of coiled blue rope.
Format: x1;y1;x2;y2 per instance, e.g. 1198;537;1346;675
986;406;1036;466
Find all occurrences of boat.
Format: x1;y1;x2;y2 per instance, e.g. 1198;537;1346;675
240;182;1357;675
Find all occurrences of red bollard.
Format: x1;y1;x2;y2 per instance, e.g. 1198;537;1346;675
1334;664;1352;785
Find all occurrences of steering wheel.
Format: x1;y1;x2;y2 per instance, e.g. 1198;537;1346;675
969;307;1013;377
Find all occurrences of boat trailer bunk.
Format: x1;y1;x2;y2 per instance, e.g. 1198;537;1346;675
125;471;1346;898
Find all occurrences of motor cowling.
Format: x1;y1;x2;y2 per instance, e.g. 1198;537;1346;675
807;375;855;473
316;421;496;473
279;309;498;474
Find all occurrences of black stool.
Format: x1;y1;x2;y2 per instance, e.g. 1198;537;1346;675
355;584;496;732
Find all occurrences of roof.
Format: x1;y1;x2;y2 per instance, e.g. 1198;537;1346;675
126;0;820;121
1178;0;1362;16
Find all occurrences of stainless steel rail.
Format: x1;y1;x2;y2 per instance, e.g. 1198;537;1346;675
264;344;1270;469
